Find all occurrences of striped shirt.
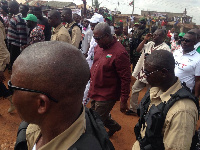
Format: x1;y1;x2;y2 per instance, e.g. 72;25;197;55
7;14;27;47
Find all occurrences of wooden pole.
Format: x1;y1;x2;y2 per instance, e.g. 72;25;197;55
83;0;86;17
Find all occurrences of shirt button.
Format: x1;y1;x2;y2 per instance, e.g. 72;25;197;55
96;65;97;66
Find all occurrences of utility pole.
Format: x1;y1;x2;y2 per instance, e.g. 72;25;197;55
92;0;93;7
83;0;86;17
132;0;134;15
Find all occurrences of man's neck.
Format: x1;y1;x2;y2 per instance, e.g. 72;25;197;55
160;76;177;92
22;13;27;18
37;109;82;149
67;19;73;24
154;41;163;47
183;48;194;54
54;22;61;29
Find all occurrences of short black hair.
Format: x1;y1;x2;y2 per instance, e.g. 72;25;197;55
145;50;175;73
186;32;197;41
33;6;42;12
20;4;29;12
63;8;72;15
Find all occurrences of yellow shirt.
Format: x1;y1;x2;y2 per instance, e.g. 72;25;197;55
0;21;10;71
26;108;86;150
132;79;198;150
51;23;71;44
64;21;81;48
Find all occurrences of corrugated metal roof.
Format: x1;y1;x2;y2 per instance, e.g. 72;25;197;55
26;0;75;8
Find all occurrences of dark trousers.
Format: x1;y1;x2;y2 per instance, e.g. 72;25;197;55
90;100;120;131
9;44;20;70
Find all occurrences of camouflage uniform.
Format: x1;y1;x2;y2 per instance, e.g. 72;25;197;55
130;28;149;68
115;34;130;55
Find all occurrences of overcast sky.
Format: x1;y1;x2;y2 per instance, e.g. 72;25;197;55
53;0;200;24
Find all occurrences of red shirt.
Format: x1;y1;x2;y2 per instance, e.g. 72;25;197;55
88;38;131;103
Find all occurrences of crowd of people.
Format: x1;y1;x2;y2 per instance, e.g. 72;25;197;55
0;0;200;150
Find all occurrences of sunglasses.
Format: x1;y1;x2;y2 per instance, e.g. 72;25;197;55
181;38;192;43
8;80;58;103
144;69;159;77
93;34;105;41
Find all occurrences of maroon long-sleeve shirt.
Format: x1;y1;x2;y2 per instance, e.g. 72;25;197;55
88;38;131;103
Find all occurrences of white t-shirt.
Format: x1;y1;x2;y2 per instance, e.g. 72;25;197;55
81;27;93;54
132;41;170;83
174;49;200;91
110;26;115;35
86;36;97;69
194;42;200;50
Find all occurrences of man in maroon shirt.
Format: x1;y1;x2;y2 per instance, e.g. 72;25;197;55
88;22;131;137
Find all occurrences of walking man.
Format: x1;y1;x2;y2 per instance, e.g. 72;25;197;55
88;22;131;137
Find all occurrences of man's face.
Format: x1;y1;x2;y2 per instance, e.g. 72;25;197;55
19;5;26;14
174;33;179;41
114;27;122;36
93;29;107;48
105;19;111;25
48;13;56;27
181;34;196;52
26;20;33;28
138;21;146;29
84;20;89;28
10;72;38;123
61;11;70;23
33;10;42;20
90;23;97;31
144;61;162;87
153;30;163;43
8;4;17;15
74;15;81;23
123;27;128;35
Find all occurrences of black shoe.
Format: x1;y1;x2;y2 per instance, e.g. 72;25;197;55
125;110;137;116
107;125;121;137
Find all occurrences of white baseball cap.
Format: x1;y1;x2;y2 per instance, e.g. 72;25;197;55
87;13;104;23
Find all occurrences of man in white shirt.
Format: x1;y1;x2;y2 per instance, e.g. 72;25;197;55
81;18;93;56
188;28;200;53
83;13;104;105
173;32;200;98
126;29;171;115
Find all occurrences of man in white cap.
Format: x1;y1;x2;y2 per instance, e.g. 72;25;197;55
82;13;104;106
81;18;93;56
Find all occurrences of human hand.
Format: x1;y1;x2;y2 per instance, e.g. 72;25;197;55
0;71;5;83
120;101;128;113
144;33;152;41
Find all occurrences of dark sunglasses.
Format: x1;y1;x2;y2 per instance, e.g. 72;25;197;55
8;80;58;103
93;34;105;41
144;69;159;77
181;38;192;43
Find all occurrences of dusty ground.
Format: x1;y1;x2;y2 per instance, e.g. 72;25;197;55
0;69;199;150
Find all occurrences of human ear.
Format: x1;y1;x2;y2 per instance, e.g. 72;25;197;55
36;95;50;114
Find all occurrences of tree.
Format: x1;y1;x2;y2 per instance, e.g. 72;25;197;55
94;0;100;9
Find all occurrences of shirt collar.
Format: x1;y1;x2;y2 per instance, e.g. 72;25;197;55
65;21;76;28
103;36;117;50
53;23;63;34
26;106;86;150
181;48;197;56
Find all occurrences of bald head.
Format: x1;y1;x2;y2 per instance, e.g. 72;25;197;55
12;41;90;103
